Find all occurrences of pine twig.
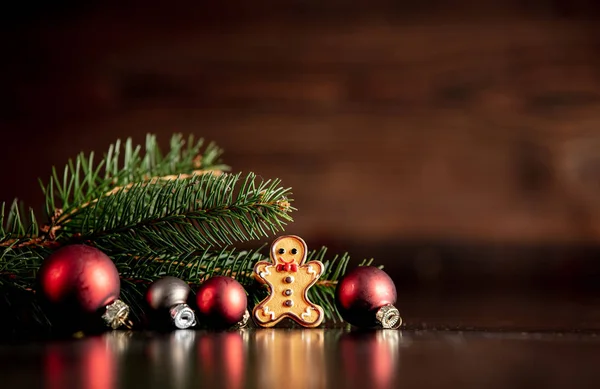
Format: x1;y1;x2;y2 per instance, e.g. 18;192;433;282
0;132;373;330
57;172;294;256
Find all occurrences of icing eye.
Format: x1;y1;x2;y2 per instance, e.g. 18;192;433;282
291;248;298;255
278;248;285;254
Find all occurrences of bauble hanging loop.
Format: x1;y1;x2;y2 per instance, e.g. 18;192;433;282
146;276;196;329
375;304;402;329
37;244;130;330
102;299;131;329
335;266;402;329
170;304;197;329
234;309;251;329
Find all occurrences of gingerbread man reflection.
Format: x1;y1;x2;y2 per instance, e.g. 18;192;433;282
253;235;324;327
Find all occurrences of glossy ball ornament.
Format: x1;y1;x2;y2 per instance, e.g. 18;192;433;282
146;276;191;309
38;244;121;313
37;244;129;329
196;276;248;328
335;266;402;329
146;276;196;329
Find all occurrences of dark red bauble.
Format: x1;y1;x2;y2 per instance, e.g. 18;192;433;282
196;276;247;328
335;266;397;328
37;244;121;313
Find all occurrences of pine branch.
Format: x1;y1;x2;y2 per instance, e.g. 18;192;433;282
0;132;379;332
41;133;227;212
38;134;228;239
56;172;294;255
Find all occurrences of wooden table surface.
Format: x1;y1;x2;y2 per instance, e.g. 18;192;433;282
2;328;600;389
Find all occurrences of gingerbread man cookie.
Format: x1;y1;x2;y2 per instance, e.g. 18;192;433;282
253;235;325;328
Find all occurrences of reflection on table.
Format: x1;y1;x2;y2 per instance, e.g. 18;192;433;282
2;328;600;389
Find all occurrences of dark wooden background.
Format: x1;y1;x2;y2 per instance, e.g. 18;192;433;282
4;1;600;294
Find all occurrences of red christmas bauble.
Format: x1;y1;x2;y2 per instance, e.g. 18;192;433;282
335;266;397;328
37;244;121;313
196;276;247;328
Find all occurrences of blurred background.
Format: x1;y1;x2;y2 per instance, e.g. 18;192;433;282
3;0;600;329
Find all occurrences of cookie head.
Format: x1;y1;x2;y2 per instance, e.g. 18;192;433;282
270;235;307;266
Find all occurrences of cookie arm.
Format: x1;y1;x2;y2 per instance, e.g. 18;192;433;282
303;260;324;278
253;261;272;283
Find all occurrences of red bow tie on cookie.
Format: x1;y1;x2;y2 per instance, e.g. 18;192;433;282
276;263;298;272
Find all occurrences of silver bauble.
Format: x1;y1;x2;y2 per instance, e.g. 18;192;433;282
146;276;196;329
146;276;191;310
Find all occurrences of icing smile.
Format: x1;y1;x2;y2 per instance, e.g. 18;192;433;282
279;257;294;264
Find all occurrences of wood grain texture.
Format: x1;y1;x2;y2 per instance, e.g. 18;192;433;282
3;2;600;246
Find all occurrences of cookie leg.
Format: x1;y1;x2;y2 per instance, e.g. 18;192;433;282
293;302;324;328
253;302;280;328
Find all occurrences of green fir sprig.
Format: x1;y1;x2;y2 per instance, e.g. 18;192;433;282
0;133;369;334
